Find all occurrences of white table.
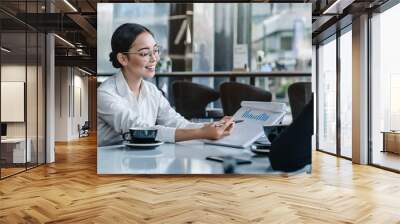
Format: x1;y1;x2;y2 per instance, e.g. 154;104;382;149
1;138;31;163
97;140;310;174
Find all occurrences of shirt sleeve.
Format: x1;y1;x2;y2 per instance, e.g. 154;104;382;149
156;89;204;139
98;89;180;143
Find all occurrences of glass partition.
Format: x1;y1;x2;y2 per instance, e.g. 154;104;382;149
251;3;312;90
27;28;38;169
0;0;46;179
38;32;45;165
1;31;28;178
317;36;337;155
192;3;214;87
371;4;400;171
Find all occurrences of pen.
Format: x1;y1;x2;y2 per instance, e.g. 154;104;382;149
214;119;244;127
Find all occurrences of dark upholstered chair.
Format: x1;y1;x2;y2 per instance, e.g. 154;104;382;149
219;82;272;116
288;82;312;120
269;97;313;172
78;121;90;138
172;81;221;120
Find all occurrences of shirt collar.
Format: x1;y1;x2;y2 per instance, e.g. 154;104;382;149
115;70;129;97
115;70;147;99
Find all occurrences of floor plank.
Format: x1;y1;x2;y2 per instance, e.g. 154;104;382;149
1;135;400;223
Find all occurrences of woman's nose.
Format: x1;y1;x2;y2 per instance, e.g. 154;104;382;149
149;52;158;62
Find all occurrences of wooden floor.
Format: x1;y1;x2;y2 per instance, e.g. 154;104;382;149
1;167;26;178
372;150;400;171
1;135;400;223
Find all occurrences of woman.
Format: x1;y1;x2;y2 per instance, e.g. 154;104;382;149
98;23;234;146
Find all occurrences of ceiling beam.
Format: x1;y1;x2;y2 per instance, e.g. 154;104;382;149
312;15;336;34
66;13;97;47
55;55;96;71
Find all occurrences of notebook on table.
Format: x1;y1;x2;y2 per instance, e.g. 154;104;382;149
203;101;287;148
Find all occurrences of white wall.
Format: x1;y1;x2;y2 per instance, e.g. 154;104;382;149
1;65;39;137
72;72;89;138
55;66;68;141
1;66;26;137
55;67;89;141
1;63;46;163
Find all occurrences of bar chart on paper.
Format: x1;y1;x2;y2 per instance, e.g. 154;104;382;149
204;102;286;148
242;110;269;121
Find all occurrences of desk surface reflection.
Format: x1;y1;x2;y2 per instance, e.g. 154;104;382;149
97;140;310;174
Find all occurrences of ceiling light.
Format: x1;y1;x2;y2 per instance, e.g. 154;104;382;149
76;48;85;55
1;47;11;53
63;0;78;12
323;0;354;15
323;0;341;14
54;34;75;48
78;67;92;76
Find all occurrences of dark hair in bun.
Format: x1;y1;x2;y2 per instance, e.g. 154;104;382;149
109;23;154;68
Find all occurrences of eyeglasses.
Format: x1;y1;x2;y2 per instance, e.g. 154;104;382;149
122;46;161;59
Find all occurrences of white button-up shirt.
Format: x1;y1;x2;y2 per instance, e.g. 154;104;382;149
97;71;203;146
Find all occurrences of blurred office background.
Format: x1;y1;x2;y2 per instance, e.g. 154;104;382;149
97;3;312;105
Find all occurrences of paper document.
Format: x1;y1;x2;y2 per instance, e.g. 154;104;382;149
204;101;287;148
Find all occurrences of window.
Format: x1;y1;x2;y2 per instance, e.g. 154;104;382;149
339;28;352;158
281;36;293;51
317;36;337;154
250;3;311;73
250;3;312;102
371;3;400;171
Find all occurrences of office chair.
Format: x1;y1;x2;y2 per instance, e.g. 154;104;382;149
78;121;90;138
219;82;272;116
288;82;312;120
172;81;222;120
269;97;313;172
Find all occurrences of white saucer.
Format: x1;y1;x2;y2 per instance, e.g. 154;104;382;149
123;141;164;149
250;147;270;154
250;145;270;155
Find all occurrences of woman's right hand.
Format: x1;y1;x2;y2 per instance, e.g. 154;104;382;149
200;120;234;140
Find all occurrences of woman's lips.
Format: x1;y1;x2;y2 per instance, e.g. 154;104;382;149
145;65;156;71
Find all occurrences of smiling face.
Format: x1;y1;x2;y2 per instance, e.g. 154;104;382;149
117;32;159;79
